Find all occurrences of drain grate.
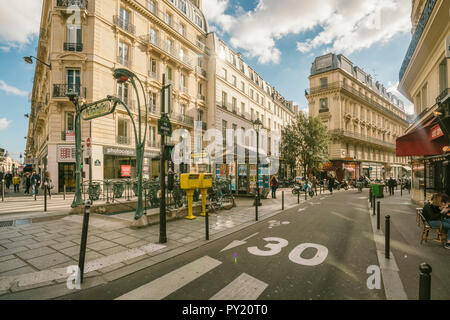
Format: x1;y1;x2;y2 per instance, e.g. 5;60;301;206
0;220;14;227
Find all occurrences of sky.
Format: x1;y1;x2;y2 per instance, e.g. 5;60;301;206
0;0;414;162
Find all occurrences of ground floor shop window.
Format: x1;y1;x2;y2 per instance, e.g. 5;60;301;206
104;155;136;179
58;163;75;192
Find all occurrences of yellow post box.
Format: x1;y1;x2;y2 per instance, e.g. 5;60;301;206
199;174;213;216
180;173;200;220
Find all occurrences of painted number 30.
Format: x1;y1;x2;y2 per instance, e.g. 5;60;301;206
247;237;328;266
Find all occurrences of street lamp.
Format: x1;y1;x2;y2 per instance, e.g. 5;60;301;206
253;118;263;221
113;68;148;223
23;56;52;70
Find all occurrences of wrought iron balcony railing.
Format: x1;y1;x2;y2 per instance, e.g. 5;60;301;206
436;88;449;105
113;16;136;35
116;136;131;145
169;112;194;126
53;84;86;98
56;0;88;9
195;66;207;77
329;129;396;150
148;70;158;80
140;34;194;68
64;42;83;52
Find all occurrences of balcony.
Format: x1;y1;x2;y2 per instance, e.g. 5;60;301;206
113;16;135;35
147;140;160;148
117;56;130;67
307;81;408;124
195;66;207;77
148;70;159;80
140;35;194;68
56;0;88;9
169;112;194;126
437;88;449;105
329;129;396;150
197;94;205;101
64;42;83;52
116;136;131;145
117;98;136;113
180;86;189;94
53;84;86;98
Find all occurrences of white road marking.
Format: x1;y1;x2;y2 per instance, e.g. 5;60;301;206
220;233;259;252
210;273;268;300
116;256;222;300
288;243;328;266
247;237;289;257
298;208;306;212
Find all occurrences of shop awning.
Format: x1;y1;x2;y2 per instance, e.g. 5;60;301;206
396;116;448;157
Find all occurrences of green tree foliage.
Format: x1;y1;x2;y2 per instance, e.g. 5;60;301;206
280;112;330;178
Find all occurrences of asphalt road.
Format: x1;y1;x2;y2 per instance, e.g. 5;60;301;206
59;190;385;300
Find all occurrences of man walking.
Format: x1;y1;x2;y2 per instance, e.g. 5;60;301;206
31;171;41;196
12;174;20;193
24;173;31;195
388;176;395;196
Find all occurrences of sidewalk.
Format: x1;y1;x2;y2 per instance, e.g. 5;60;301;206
0;187;327;298
375;189;450;299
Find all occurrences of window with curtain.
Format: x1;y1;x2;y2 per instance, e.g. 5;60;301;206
66;69;80;94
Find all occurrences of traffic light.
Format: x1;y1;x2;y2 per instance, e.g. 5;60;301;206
164;145;174;161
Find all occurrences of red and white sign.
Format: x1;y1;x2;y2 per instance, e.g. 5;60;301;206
65;131;75;142
431;124;444;140
86;138;91;148
57;145;76;162
121;165;131;177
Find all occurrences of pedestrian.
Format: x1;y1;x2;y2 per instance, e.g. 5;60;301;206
24;173;31;195
4;172;12;190
43;171;52;199
387;176;395;195
270;175;278;199
328;175;334;194
422;193;450;249
31;171;41;196
12;174;20;193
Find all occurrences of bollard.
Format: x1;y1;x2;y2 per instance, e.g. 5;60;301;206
78;200;91;284
1;179;4;202
369;189;373;208
401;185;403;197
282;191;284;210
63;184;66;200
377;201;380;230
373;196;376;216
385;215;390;259
305;189;307;201
419;263;432;300
205;204;209;241
297;191;299;204
44;182;48;212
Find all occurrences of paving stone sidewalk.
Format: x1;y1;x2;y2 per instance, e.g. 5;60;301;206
0;187;328;298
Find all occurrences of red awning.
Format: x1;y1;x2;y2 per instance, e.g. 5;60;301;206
396;116;448;157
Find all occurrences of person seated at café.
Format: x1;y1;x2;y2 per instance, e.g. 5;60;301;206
423;193;450;249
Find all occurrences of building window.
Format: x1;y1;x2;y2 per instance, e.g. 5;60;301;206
150;28;157;44
222;91;227;108
167;66;173;81
167;38;173;53
118;118;129;143
250;89;254;100
439;59;448;94
232;75;237;87
148;0;156;14
198;109;203;122
319;98;328;113
195;14;203;29
320;77;328;88
232;97;237;113
65;112;75;131
118;41;129;65
118;82;129;104
66;69;80;94
66;24;82;51
119;8;130;30
149;92;157;112
165;12;173;26
241;102;245;116
221;68;227;80
179;24;186;36
222;120;227;146
178;0;187;14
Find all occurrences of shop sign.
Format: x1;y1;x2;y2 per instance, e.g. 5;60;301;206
430;124;444;140
65;131;75;142
81;98;115;121
57;145;76;162
121;165;131;177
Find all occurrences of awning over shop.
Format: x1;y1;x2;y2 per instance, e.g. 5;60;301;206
396;116;448;157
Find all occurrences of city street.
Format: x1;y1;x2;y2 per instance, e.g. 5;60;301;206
56;190;385;300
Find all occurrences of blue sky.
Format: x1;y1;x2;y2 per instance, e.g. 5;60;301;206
0;0;414;162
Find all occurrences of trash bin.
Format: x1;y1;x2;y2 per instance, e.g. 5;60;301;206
371;184;384;198
88;182;101;201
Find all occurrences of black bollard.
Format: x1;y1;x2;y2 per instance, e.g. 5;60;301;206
401;185;403;197
377;201;380;230
370;189;373;208
205;204;209;241
63;184;66;200
44;182;47;212
385;215;390;259
78;200;91;284
373;196;376;216
419;263;432;300
305;189;307;201
282;191;284;210
1;179;4;202
297;191;299;204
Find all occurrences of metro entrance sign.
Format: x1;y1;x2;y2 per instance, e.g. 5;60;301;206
80;97;116;121
158;113;172;137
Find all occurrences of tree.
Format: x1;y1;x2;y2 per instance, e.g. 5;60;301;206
280;112;329;178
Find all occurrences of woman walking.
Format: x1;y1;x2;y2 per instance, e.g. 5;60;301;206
270;176;278;199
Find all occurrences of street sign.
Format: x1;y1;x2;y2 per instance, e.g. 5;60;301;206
158;113;172;136
81;98;115;120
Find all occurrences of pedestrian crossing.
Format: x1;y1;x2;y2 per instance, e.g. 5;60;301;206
115;256;269;300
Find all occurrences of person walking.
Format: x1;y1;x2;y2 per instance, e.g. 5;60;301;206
24;173;31;195
270;175;278;199
387;176;395;196
43;171;52;199
12;174;20;193
328;175;334;194
31;171;41;196
4;172;12;190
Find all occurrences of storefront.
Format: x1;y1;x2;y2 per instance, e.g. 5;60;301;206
103;146;159;180
57;144;76;192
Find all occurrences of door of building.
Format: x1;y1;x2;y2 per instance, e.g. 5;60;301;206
58;163;76;192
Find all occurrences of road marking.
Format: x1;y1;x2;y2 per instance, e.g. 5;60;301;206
116;256;222;300
248;237;289;256
220;233;259;252
288;243;328;266
268;220;290;228
330;211;353;222
210;273;268;300
298;208;306;212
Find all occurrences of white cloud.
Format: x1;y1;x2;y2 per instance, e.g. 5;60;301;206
0;46;10;52
207;0;411;64
0;118;12;131
0;80;29;96
0;0;43;48
387;81;414;115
